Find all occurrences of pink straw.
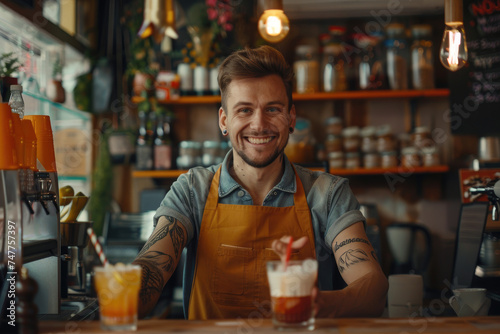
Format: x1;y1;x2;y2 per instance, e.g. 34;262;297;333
284;236;293;271
87;227;108;266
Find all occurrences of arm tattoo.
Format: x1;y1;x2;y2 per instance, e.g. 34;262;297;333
334;237;370;252
167;216;184;258
134;258;165;306
137;216;185;258
142;250;174;273
338;249;369;273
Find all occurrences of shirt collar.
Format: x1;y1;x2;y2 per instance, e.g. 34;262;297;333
218;149;296;198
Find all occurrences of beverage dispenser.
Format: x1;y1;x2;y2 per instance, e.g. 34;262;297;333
0;104;61;316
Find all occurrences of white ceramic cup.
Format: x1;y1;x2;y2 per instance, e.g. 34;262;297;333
388;274;423;318
449;288;490;317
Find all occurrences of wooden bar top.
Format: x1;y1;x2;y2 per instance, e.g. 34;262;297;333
39;316;500;333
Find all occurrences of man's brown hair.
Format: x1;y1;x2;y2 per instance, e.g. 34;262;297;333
217;46;294;112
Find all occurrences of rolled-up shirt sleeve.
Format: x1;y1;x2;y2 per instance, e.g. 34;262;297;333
324;179;366;250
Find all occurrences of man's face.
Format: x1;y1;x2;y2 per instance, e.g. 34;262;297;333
219;75;296;168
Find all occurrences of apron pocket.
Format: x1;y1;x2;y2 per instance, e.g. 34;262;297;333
213;244;253;302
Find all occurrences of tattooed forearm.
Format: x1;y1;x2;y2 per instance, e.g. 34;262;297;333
338;249;369;273
334;238;370;252
133;259;165;306
137;216;185;258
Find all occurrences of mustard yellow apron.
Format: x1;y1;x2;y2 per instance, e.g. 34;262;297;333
188;165;316;319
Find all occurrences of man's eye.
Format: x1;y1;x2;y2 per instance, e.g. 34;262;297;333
239;108;251;113
267;107;280;112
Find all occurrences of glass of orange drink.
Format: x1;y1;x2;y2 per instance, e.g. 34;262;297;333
94;264;142;331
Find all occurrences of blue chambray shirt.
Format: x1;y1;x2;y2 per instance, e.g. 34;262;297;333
154;149;365;317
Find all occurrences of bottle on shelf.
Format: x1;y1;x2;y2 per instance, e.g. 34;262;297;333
135;110;154;170
9;84;25;118
321;26;348;92
410;24;435;90
154;114;174;170
385;23;409;90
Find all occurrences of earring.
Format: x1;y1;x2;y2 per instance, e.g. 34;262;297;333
289;127;294;134
222;129;228;136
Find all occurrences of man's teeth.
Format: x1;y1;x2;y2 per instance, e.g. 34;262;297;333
248;137;272;144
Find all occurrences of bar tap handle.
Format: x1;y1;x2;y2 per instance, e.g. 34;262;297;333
22;195;35;215
470;180;500;221
39;199;50;215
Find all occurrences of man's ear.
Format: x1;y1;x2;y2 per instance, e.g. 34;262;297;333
219;106;227;132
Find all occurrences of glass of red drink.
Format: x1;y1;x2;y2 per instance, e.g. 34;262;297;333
267;259;318;331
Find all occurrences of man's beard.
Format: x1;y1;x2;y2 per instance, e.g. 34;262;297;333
234;137;288;168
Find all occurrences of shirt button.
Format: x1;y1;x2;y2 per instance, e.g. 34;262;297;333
273;191;278;196
238;190;245;197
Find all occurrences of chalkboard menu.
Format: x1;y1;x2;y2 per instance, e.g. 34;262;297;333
449;0;500;135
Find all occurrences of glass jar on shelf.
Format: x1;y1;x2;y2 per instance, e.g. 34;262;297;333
325;134;342;153
411;24;435;90
360;126;377;153
321;26;347;92
376;125;396;153
342;126;360;152
411;126;433;149
363;152;380;169
328;151;344;169
345;152;361;169
401;146;421;167
294;44;320;94
385;23;409;90
354;32;387;90
421;146;440;167
380;151;398;168
177;141;202;169
325;116;343;136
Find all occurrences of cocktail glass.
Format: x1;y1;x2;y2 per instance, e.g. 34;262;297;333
94;264;141;331
266;259;318;331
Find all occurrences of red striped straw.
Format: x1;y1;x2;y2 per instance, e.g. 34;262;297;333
87;227;108;266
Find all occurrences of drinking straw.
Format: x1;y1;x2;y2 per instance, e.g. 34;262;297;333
87;227;108;266
284;236;293;271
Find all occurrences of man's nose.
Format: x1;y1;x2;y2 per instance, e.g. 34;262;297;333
249;110;266;130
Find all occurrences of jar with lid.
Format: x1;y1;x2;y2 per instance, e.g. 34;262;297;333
360;126;377;153
177;141;202;169
376;125;396;153
354;32;387;90
328;151;344;169
325;116;343;135
385;23;409;90
411;24;435;90
380;151;398;168
421;146;440;166
412;126;433;149
202;140;221;167
363;152;380;169
345;152;361;169
321;26;347;92
401;146;421;167
342;126;360;152
294;44;320;94
325;134;342;153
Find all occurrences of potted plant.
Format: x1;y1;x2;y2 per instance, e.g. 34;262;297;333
0;52;21;101
46;55;66;103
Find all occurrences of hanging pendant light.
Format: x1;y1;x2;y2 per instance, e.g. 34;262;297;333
258;0;290;43
137;0;154;39
439;0;468;71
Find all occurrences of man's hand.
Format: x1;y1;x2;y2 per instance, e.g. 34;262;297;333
271;235;309;262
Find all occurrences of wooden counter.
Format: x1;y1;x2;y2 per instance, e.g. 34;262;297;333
39;316;500;333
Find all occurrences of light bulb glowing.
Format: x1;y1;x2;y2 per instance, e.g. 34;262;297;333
258;9;290;43
439;24;468;71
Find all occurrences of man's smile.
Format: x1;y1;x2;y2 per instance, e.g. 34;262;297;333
246;136;274;144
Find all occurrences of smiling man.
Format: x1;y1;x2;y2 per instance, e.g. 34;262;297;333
133;46;388;320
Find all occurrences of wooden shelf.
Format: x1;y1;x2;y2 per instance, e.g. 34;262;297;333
132;89;450;106
133;165;449;179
